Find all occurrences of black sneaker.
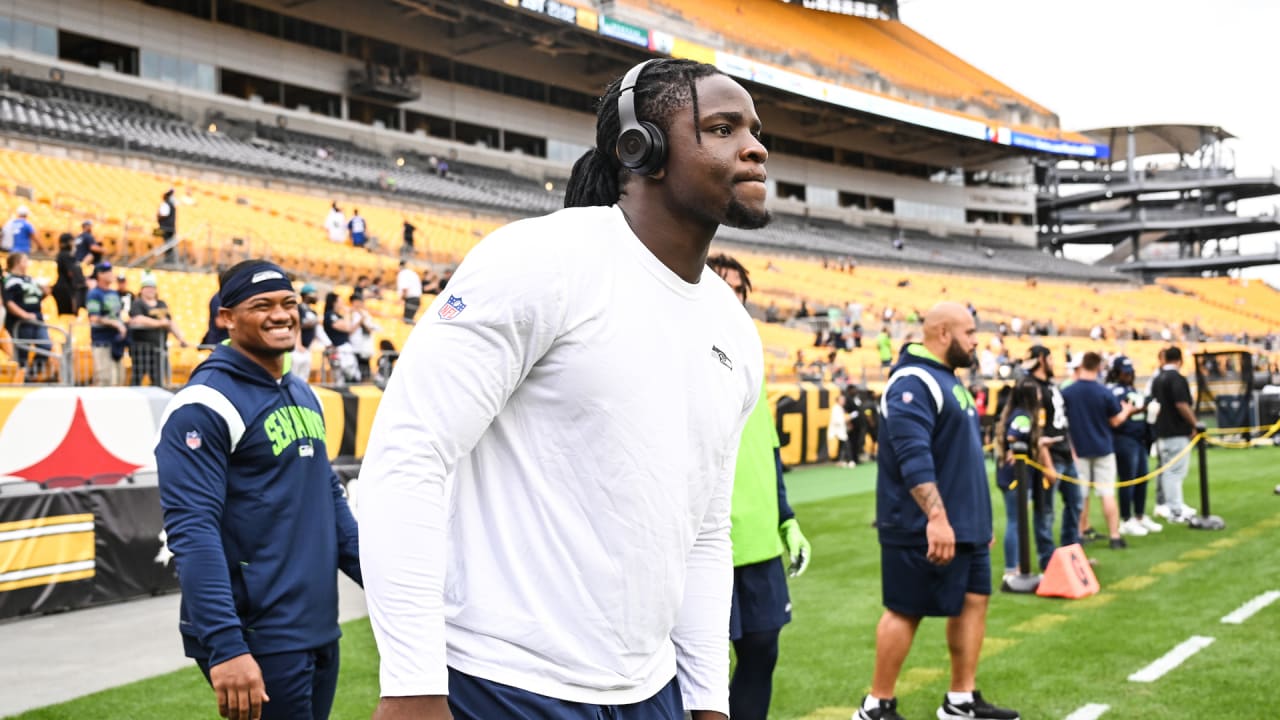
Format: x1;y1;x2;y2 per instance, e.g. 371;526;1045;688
936;690;1020;719
856;695;905;720
1081;527;1101;542
1109;537;1128;550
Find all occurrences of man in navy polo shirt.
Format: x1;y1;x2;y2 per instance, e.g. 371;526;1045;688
1062;352;1134;549
856;302;1018;720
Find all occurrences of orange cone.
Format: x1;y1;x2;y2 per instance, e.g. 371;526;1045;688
1035;543;1100;599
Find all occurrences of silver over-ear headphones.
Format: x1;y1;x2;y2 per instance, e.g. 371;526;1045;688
615;59;667;176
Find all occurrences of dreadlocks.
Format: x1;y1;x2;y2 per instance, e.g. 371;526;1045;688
564;59;724;209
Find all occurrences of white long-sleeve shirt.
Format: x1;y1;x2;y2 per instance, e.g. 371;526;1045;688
358;205;761;715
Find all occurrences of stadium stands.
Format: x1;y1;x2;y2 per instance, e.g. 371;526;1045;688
726;251;1278;382
0;131;1273;390
627;0;1049;114
0;74;562;216
0;65;1270;393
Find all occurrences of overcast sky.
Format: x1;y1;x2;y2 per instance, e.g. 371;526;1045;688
897;0;1280;284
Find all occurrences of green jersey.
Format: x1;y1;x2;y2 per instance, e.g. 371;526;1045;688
731;383;785;566
877;332;893;361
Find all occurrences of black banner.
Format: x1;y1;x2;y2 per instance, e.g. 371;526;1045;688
0;485;177;620
0;490;96;618
88;485;180;604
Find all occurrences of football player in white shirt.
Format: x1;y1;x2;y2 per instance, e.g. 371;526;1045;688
361;58;771;720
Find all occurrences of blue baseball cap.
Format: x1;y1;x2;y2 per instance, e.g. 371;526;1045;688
1112;355;1135;374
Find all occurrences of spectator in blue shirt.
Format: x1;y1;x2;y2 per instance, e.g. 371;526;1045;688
3;205;35;255
85;262;128;386
348;209;367;249
1062;351;1134;549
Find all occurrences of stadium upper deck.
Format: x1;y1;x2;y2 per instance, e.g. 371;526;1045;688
0;0;1117;251
626;0;1050;117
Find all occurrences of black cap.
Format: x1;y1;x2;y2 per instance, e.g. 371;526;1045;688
1022;344;1051;371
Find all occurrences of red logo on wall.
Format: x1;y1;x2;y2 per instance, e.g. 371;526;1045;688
9;398;143;484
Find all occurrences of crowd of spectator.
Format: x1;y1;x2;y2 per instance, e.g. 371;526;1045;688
0;196;458;389
988;343;1207;585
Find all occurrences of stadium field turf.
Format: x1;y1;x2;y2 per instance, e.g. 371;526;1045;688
10;445;1280;719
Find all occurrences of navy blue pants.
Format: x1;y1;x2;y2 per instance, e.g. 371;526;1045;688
1115;434;1149;520
729;557;791;720
448;668;683;720
196;641;339;720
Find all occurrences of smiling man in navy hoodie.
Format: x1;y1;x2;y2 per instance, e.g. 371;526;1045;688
855;302;1018;720
156;259;362;720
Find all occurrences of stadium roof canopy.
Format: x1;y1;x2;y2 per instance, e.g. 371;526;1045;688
1079;124;1235;159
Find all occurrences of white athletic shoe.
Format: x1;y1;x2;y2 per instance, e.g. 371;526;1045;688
1120;518;1148;537
1138;515;1163;533
1153;504;1172;520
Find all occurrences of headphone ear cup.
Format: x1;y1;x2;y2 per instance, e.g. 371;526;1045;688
636;121;666;176
617;121;667;176
616;126;652;171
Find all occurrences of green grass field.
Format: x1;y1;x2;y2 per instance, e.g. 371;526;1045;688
11;445;1280;719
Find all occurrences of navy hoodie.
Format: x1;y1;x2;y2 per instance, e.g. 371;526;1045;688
876;344;992;546
156;344;361;666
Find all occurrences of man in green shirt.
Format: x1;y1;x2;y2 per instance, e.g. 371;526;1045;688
877;327;894;378
708;254;812;720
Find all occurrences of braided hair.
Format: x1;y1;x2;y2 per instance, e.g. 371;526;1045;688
996;380;1042;460
564;59;724;209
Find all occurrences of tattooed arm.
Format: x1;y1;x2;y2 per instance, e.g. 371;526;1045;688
909;482;954;565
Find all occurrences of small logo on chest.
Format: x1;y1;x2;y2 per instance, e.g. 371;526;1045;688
711;345;733;371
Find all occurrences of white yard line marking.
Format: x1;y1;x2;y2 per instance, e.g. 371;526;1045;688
1064;703;1110;720
1128;636;1215;682
1221;590;1280;625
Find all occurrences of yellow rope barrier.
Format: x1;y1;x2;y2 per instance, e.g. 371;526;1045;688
1002;417;1280;489
1201;418;1280;448
1012;432;1205;489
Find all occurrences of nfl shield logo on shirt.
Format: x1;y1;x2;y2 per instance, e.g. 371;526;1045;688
438;295;466;320
185;431;202;450
902;391;913;404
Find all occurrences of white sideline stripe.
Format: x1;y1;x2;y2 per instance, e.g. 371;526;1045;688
1127;636;1215;682
1064;703;1110;720
1221;590;1280;624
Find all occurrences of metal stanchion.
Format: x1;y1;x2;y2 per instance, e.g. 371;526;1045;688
1002;441;1042;593
1188;424;1226;530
